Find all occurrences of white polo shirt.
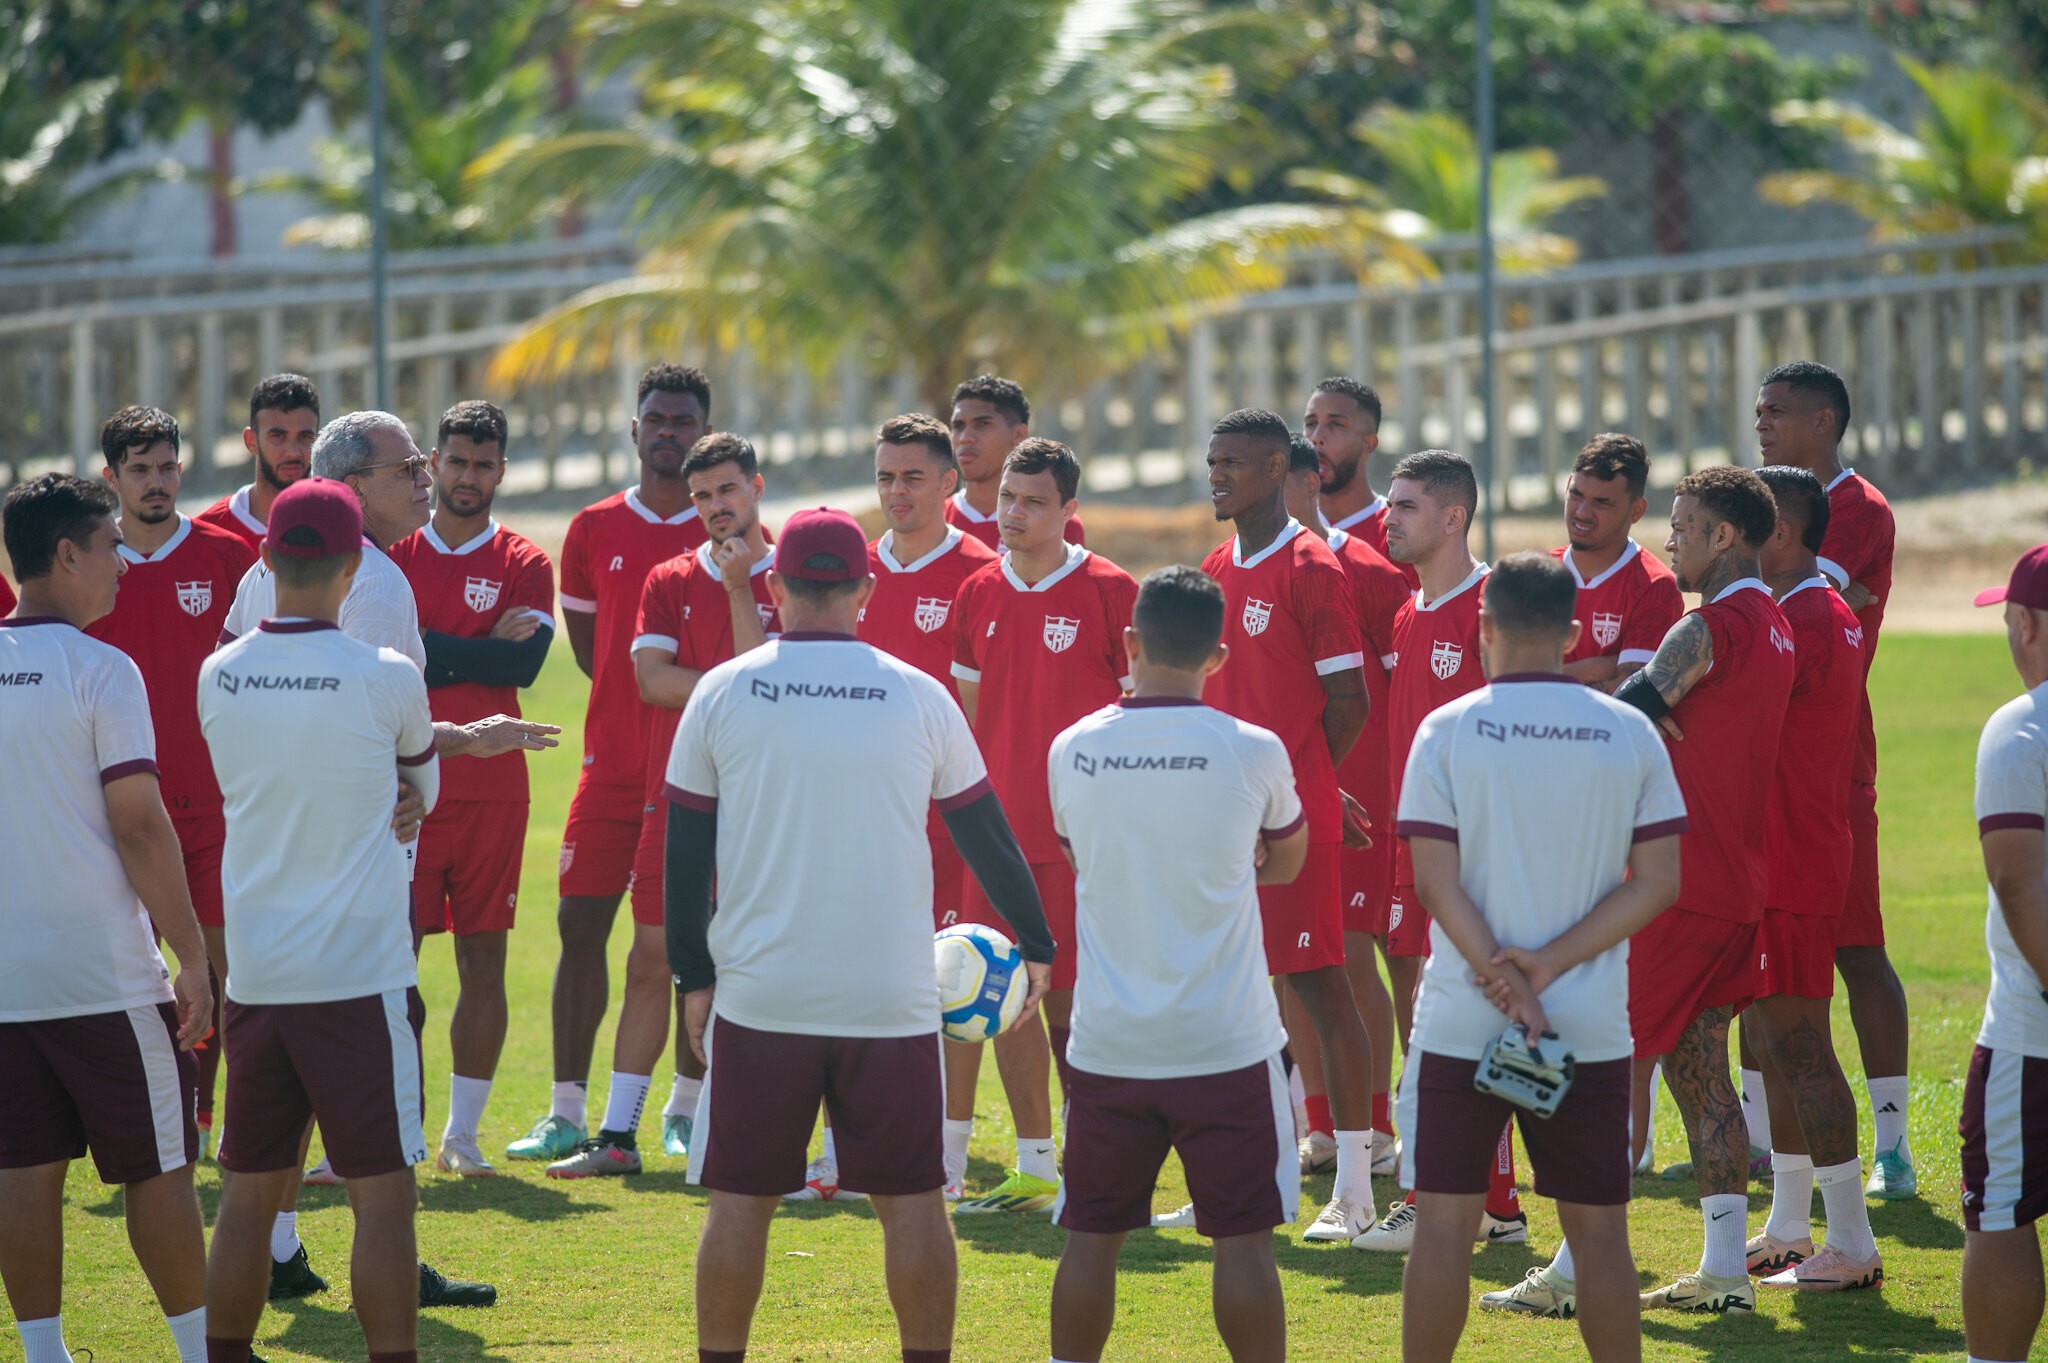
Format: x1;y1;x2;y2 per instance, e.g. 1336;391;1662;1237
223;540;426;671
1397;674;1687;1064
663;633;989;1037
199;620;439;1005
1974;682;2048;1058
0;618;175;1022
1048;698;1299;1080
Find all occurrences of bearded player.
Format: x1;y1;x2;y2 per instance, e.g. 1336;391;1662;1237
195;374;320;551
1554;434;1682;693
1303;377;1417;590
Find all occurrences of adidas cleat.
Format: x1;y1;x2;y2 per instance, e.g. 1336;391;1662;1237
1866;1143;1917;1200
954;1169;1058;1214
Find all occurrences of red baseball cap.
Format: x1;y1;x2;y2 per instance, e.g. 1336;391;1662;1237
266;478;363;559
1976;544;2048;610
774;508;869;582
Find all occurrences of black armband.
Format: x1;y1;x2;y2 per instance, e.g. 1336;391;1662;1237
1614;669;1671;723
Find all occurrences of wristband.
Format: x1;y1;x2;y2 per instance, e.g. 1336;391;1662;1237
1614;670;1671;722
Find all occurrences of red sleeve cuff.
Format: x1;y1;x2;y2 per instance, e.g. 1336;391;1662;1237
99;758;159;785
1395;819;1458;843
1632;816;1689;842
1980;812;2046;835
664;782;718;813
934;776;993;813
1260;811;1307;841
398;746;435;767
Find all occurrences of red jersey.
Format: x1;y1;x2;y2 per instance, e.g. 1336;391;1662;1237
634;543;779;799
951;546;1136;862
859;528;1000;701
559;489;708;789
1201;523;1365;843
1327;497;1419;589
1329;526;1408;833
1766;578;1864;916
1666;581;1796;922
1387;563;1489;886
944;490;1085;550
1819;469;1894;787
388;521;555;804
1553;541;1684;666
0;575;14;615
85;516;256;816
192;485;269;554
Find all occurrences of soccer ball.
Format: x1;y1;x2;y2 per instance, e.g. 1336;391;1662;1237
934;924;1027;1044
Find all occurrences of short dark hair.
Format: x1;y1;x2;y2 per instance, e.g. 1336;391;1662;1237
877;412;957;473
1762;360;1851;439
269;529;356;590
1287;433;1319;476
1133;565;1225;670
1004;437;1081;504
248;373;319;431
437;399;508;452
778;565;865;606
952;374;1030;427
1390;448;1478;516
1756;464;1831;553
1674;465;1778;550
682;431;758;481
100;404;180;467
1312;376;1383;429
1211;407;1292;460
638;363;712;413
3;473;117;580
1572;433;1649;499
1483;551;1578;641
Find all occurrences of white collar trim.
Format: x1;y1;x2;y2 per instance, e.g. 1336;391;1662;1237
1325;496;1386;533
1825;467;1855;494
1780;574;1832;603
877;527;965;574
421;520;500;556
1233;518;1304;570
1710;577;1772;604
1001;541;1089;593
1416;561;1489;613
950;489;995;524
1563;538;1642;591
625;487;701;526
117;514;191;564
228;485;265;535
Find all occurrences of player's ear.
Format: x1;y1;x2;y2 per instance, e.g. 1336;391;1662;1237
1629;496;1647;525
1122;626;1143;666
1203;642;1229;677
1564;617;1583;654
260;541;276;574
766;570;791;609
851;574;876;613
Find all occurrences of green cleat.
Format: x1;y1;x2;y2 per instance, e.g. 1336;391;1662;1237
954;1169;1058;1215
662;1113;692;1160
1865;1141;1917;1200
505;1113;584;1162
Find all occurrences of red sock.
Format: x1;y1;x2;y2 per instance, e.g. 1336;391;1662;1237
1404;1188;1416;1206
1371;1091;1392;1135
1304;1094;1334;1137
1485;1122;1521;1219
1048;1025;1075;1103
207;1342;252;1363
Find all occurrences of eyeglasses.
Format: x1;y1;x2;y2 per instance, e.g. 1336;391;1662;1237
353;454;429;478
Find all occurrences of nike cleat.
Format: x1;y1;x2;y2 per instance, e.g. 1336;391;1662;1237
954;1169;1058;1214
1302;1195;1372;1243
1350;1200;1417;1252
419;1259;496;1308
1478;1210;1529;1245
1641;1270;1756;1314
1298;1130;1337;1175
1371;1133;1401;1178
1480;1264;1576;1318
1760;1244;1883;1292
1745;1229;1814;1275
436;1136;496;1178
268;1245;328;1301
545;1134;641;1179
301;1155;341;1187
1150;1202;1198;1229
505;1113;584;1162
783;1157;868;1202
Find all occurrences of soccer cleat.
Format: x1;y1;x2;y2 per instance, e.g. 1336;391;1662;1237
1866;1142;1917;1200
267;1245;328;1300
783;1158;868;1202
1298;1130;1337;1175
1480;1264;1576;1318
505;1113;585;1162
954;1169;1058;1214
1640;1270;1757;1314
195;1114;214;1163
1371;1133;1401;1178
1759;1244;1883;1292
1350;1200;1417;1252
301;1155;341;1186
942;1176;965;1203
661;1113;692;1160
544;1134;641;1179
1478;1210;1529;1245
1150;1202;1199;1229
1302;1195;1372;1243
1745;1229;1814;1275
437;1136;496;1178
419;1259;497;1308
1635;1143;1657;1177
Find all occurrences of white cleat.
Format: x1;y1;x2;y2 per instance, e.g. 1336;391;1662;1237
436;1136;496;1178
782;1158;869;1203
1478;1210;1530;1245
1302;1195;1373;1243
1150;1202;1199;1230
1350;1199;1417;1252
1641;1269;1757;1314
1371;1134;1401;1178
1480;1264;1576;1318
1298;1130;1337;1175
302;1155;342;1187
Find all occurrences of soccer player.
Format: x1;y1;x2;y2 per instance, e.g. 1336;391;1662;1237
1047;565;1304;1363
1737;465;1882;1292
1193;408;1378;1246
387;400;556;1178
86;405;257;1155
663;507;1054;1363
195;374;320;551
1962;543;2048;1363
1553;434;1682;691
199;479;442;1363
945;374;1085;549
1;473;217;1363
1303;376;1417;589
951;438;1138;1214
509;363;713;1163
1753;361;1913;1198
1397;552;1684;1362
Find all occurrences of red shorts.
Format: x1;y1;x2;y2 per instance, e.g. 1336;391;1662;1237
1402;1051;1632;1206
0;1003;196;1184
1628;909;1758;1058
1259;843;1345;974
929;834;976;931
1339;839;1391;936
558;775;642;899
693;1017;943;1197
174;813;226;929
963;859;1079;989
412;799;525;936
1835;782;1884;947
1387;882;1431;958
1055;1054;1296;1238
627;795;669;926
1961;1044;2048;1232
1758;908;1837;1000
219;988;427;1180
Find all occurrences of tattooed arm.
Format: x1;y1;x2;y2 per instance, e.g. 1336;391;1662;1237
1616;612;1714;740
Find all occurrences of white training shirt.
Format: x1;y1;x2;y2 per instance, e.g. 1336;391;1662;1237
1974;681;2048;1058
199;620;439;1005
0;618;175;1022
1396;675;1688;1064
222;539;426;671
1048;698;1299;1080
663;633;989;1037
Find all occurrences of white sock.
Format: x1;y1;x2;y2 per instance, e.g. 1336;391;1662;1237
1700;1193;1747;1279
943;1117;974;1185
445;1074;492;1142
270;1209;300;1264
599;1072;651;1137
1549;1238;1576;1285
1288;1064;1308;1140
551;1079;588;1129
1867;1076;1910;1159
1764;1153;1814;1241
1018;1138;1059;1183
821;1126;839;1168
663;1074;703;1118
1816;1157;1879;1260
1333;1129;1376;1214
1739;1067;1769;1152
165;1305;207;1363
17;1316;70;1363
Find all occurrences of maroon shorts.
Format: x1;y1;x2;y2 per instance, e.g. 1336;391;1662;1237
963;859;1078;989
219;988;427;1180
1628;910;1758;1058
413;799;526;936
929;834;979;931
1405;1050;1632;1206
693;1017;943;1197
1835;782;1884;947
559;775;642;899
174;813;226;929
1758;908;1837;1000
1339;837;1392;936
1057;1054;1295;1238
1387;881;1432;958
0;1004;196;1184
1961;1043;2048;1232
1260;843;1345;974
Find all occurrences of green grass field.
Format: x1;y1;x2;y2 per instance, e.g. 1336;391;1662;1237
45;633;2026;1361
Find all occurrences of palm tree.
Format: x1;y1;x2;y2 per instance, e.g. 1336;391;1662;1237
473;0;1426;406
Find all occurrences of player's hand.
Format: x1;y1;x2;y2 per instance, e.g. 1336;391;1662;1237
464;714;563;758
1654;714;1685;742
171;964;213;1051
1474;960;1549;1036
1841;580;1875;612
392;782;426;844
682;987;714;1067
490;608;543;642
1486;944;1557;997
1007;961;1053;1033
712;538;754;584
1339;790;1374;849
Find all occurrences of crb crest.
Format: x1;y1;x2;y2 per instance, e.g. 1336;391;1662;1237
1242;598;1274;637
176;581;212;617
914;597;951;633
464;577;502;612
1430;640;1464;681
1591;612;1622;648
1043;615;1079;653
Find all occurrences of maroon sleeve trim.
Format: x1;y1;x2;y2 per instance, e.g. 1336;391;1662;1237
935;776;994;813
1396;819;1458;843
1980;812;2047;835
397;746;435;767
217;628;237;646
1260;810;1307;841
100;758;159;785
1632;816;1689;843
1056;833;1072;848
664;782;718;813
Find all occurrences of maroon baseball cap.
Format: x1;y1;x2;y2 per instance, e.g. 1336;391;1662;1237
1976;544;2048;610
774;508;869;582
266;478;363;559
